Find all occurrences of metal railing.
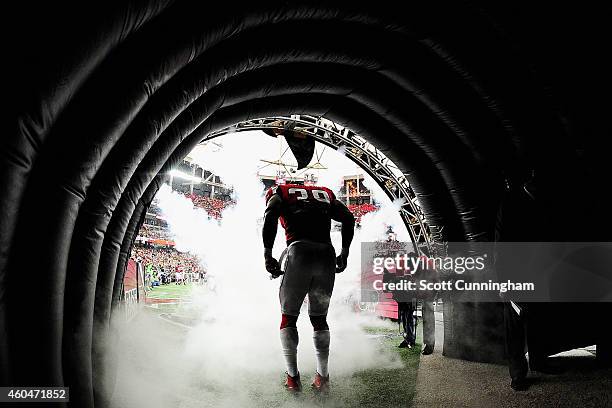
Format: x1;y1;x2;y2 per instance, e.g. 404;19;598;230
206;115;435;250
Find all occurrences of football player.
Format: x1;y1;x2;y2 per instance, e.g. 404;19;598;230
262;183;355;393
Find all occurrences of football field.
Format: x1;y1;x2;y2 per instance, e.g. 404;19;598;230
116;285;423;407
145;283;195;302
114;311;422;408
216;331;422;408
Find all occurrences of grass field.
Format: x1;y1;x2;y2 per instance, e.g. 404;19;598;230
177;325;423;408
141;284;423;407
145;283;195;301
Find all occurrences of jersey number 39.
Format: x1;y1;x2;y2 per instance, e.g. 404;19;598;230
287;188;331;203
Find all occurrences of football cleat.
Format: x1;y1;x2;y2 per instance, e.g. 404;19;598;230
398;339;412;349
311;372;330;393
284;372;302;392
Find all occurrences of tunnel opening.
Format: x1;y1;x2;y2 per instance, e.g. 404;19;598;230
115;124;433;407
121;118;434;322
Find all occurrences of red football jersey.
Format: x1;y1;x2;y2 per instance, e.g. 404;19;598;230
266;184;337;244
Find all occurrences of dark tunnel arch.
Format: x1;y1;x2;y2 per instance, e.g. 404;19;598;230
4;2;612;407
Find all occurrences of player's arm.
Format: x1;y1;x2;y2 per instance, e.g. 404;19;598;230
330;199;355;272
262;192;282;276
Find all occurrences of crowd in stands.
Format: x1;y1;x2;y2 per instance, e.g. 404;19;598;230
347;203;378;224
131;244;204;287
139;194;234;241
139;224;171;240
185;193;235;219
133;193;234;289
147;203;163;215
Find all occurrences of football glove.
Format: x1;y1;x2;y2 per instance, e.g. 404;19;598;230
264;248;282;278
336;248;349;273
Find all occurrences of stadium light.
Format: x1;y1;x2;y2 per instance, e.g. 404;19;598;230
169;169;201;183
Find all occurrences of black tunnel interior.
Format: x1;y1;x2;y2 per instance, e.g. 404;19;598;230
4;1;612;407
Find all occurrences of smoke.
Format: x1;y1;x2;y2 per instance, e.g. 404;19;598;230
109;131;410;407
313;145;349;193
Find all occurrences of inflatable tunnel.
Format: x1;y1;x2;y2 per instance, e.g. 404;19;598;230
4;1;611;406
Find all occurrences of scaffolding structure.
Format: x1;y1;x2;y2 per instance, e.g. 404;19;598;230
205;115;434;248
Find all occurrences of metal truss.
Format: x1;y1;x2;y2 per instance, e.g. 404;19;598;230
205;115;434;249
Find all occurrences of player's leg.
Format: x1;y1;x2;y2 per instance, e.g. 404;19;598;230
279;314;301;390
397;302;413;348
307;243;336;391
278;243;312;391
309;314;330;392
421;299;435;355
